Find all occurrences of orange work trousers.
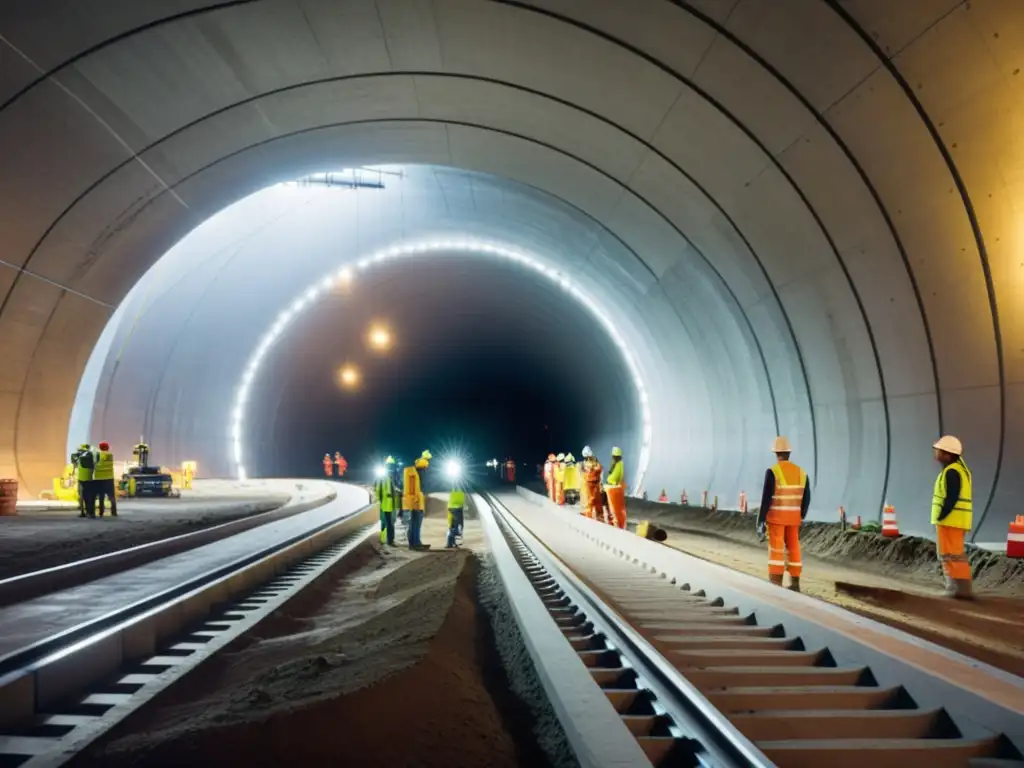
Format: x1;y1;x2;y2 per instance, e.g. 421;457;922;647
767;523;801;578
555;480;565;505
606;486;627;529
584;483;602;519
936;525;971;581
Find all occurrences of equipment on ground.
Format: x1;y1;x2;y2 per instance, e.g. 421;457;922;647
119;442;176;498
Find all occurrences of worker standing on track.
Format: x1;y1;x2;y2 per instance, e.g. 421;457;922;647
931;435;974;599
605;447;627;528
374;459;397;546
544;453;555;500
71;443;91;518
581;447;603;521
322;453;334;478
554;453;566;505
75;443;97;518
446;484;465;549
92;441;117;517
402;450;432;550
562;453;579;504
756;436;811;592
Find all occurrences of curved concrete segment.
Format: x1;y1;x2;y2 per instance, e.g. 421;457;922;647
0;1;1021;542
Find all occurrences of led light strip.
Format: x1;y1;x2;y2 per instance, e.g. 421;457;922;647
228;239;653;490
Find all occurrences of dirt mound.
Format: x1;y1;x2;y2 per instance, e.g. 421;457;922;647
632;502;1024;596
74;541;550;768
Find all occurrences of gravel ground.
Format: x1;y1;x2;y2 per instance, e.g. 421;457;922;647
0;496;288;580
72;494;559;768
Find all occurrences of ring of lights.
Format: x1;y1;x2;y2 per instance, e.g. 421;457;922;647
228;239;653;490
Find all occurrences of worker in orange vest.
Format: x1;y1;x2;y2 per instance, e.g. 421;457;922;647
334;452;348;477
322;453;334;477
543;453;555;500
756;437;811;591
604;447;627;528
554;453;566;505
580;446;603;521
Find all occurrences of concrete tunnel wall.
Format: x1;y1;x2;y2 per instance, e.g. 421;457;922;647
0;1;1021;542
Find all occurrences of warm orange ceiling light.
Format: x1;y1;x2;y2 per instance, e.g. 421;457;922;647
337;364;360;389
368;324;392;351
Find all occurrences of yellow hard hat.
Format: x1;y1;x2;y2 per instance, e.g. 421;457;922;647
421;449;432;460
611;446;623;457
415;458;429;469
933;435;962;456
772;436;792;453
565;453;575;462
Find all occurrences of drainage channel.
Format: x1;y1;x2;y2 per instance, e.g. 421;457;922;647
482;491;771;768
0;524;376;768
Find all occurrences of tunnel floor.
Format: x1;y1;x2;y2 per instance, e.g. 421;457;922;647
70;497;555;768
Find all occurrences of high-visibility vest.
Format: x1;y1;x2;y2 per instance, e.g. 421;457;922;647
766;461;806;526
92;450;115;481
374;477;395;512
562;464;579;490
448;489;466;509
932;460;972;530
75;449;94;482
402;467;424;511
606;460;624;488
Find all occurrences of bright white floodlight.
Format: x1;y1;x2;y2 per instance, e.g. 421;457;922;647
444;459;462;481
374;465;386;478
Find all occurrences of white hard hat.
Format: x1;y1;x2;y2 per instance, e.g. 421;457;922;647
932;435;962;456
556;453;565;461
582;445;593;458
772;436;792;453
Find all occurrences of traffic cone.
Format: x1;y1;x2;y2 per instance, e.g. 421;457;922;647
852;515;862;531
881;504;900;537
1007;516;1024;559
739;491;748;514
681;489;688;505
701;490;708;509
658;488;668;503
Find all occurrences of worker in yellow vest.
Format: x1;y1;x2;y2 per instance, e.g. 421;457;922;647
756;436;811;592
71;443;91;517
374;459;397;545
931;435;973;599
562;453;580;504
402;451;432;550
92;441;117;517
605;447;627;528
75;443;96;518
447;485;466;548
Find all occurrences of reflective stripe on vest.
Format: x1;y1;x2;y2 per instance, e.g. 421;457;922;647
931;460;972;530
93;451;115;481
766;461;806;526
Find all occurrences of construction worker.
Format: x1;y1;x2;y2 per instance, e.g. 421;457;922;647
562;453;580;504
92;441;117;517
71;443;91;517
402;451;431;550
505;457;516;483
374;460;397;546
446;484;466;548
75;442;97;518
580;446;603;521
554;453;566;504
543;453;555;499
756;436;811;592
334;452;348;477
322;453;334;477
931;435;974;599
605;447;627;528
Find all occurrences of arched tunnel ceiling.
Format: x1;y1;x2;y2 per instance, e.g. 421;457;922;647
1;0;1021;541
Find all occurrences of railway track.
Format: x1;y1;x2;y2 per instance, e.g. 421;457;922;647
0;501;378;767
479;490;1024;768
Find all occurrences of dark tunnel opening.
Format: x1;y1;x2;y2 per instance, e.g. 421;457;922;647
247;253;637;480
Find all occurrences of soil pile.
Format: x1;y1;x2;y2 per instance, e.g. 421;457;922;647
74;515;556;767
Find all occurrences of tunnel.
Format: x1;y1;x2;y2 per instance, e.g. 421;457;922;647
1;1;1020;543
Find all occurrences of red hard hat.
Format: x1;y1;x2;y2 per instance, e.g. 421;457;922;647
99;441;110;451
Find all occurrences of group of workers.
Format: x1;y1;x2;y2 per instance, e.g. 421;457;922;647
322;453;348;477
543;446;627;528
754;433;974;599
371;451;467;551
70;442;118;518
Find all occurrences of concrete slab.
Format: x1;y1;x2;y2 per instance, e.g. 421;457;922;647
0;483;369;663
0;479;327;581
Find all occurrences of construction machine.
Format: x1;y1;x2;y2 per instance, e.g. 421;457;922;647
118;442;176;498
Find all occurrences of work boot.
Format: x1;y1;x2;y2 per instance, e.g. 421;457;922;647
769;573;784;587
952;579;974;600
788;577;801;593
